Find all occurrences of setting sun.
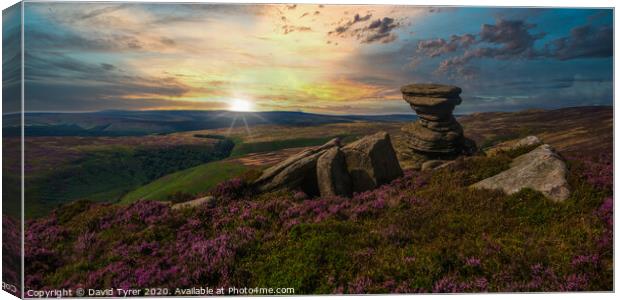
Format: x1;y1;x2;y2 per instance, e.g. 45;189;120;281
229;99;253;112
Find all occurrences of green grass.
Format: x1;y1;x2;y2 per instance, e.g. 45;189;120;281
24;141;234;218
119;160;248;204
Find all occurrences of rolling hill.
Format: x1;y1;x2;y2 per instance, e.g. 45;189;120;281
4;110;418;137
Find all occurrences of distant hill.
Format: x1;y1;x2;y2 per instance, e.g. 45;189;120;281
3;110;418;137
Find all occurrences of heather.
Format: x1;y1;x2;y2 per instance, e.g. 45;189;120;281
24;149;612;293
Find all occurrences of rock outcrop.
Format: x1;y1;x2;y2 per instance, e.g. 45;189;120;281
254;138;341;195
342;132;404;192
254;132;403;197
471;144;570;201
317;147;352;197
400;83;477;168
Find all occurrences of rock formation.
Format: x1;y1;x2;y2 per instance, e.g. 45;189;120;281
400;83;476;168
471;144;570;202
254;138;341;195
342;131;404;193
254;132;403;197
317;147;352;197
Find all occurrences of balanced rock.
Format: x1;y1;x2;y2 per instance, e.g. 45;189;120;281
400;83;476;167
317;147;352;197
342;131;403;192
471;144;570;201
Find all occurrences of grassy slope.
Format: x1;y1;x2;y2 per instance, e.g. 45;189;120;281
24;140;234;218
119;160;248;203
120;134;361;204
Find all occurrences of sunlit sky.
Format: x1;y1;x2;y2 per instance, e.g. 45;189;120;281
5;3;613;114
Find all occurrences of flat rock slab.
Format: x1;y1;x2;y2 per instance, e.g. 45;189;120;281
172;196;215;210
472;144;570;202
400;84;462;97
403;96;462;107
486;135;542;156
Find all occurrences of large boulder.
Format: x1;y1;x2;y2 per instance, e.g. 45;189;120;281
254;138;341;195
316;147;352;197
471;144;570;201
342;131;403;192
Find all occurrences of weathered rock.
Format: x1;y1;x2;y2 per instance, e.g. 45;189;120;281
400;83;462;97
254;132;404;197
254;138;341;195
316;147;352;197
172;196;215;210
342;131;403;192
400;83;476;168
514;136;542;148
471;144;570;201
486;135;542;156
421;160;447;171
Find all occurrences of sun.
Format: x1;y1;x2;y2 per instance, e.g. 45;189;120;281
229;99;253;112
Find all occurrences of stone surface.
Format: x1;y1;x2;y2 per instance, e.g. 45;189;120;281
471;144;570;202
254;133;404;196
254;138;341;195
172;196;215;210
421;160;447;171
514;136;542;148
316;147;352;197
486;135;542;156
400;83;476;168
342;131;403;192
401;84;462;97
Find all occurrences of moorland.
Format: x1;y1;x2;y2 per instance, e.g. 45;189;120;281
7;106;613;293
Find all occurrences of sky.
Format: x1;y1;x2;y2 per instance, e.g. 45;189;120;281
3;3;613;114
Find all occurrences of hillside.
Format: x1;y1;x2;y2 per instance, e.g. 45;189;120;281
5;110;417;137
21;106;613;293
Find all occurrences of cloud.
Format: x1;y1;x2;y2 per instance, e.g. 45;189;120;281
282;25;312;34
417;17;612;77
478;19;545;58
328;13;372;36
417;34;476;57
24;53;192;106
543;25;612;60
329;14;401;44
362;17;399;43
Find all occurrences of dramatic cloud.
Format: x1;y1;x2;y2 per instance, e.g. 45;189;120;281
416;17;611;77
14;3;612;114
362;17;399;43
477;19;545;58
329;14;401;44
543;25;613;60
417;34;476;57
328;13;373;36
